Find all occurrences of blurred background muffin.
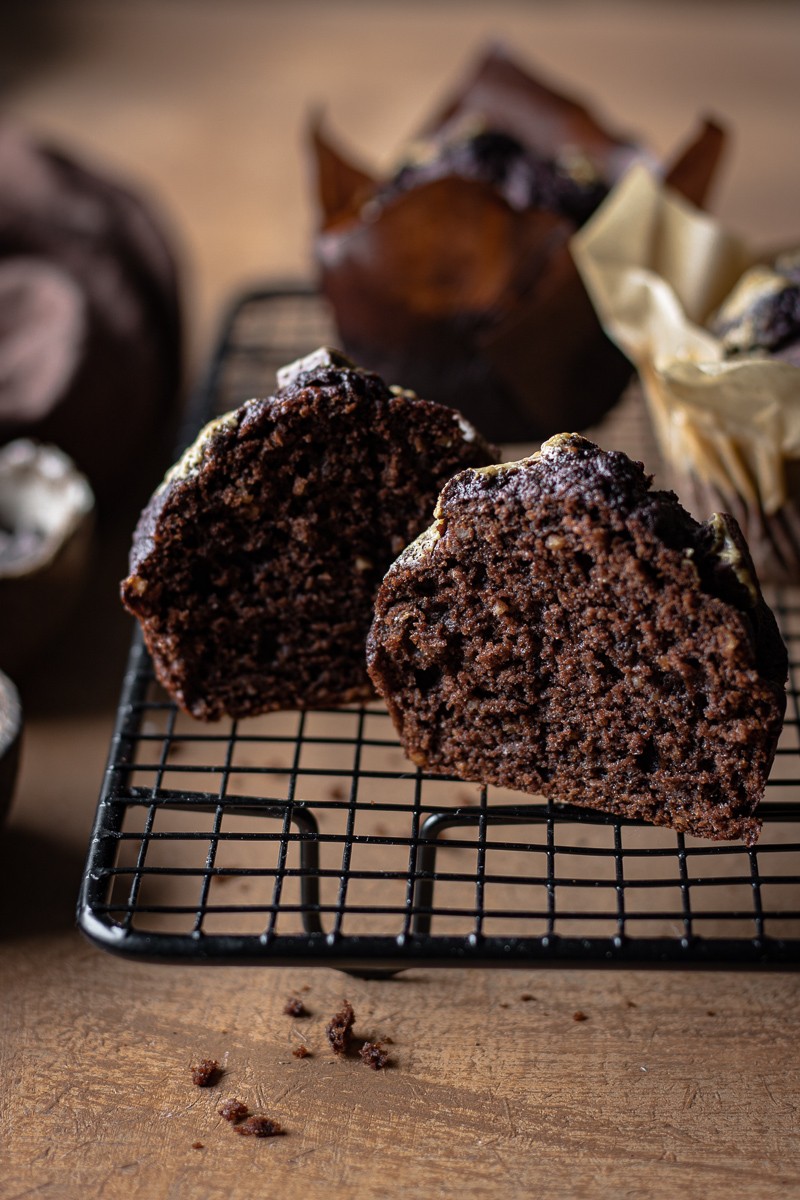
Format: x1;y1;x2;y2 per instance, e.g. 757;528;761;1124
0;121;183;504
310;44;726;441
573;167;800;582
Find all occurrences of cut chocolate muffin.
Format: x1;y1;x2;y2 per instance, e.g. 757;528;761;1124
367;434;787;843
121;348;497;720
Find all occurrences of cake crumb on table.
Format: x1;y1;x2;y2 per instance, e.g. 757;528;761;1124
235;1115;284;1138
284;997;308;1018
327;1000;355;1055
292;1045;311;1059
190;1059;221;1087
359;1041;390;1070
191;1142;204;1150
573;1011;588;1022
218;1098;249;1122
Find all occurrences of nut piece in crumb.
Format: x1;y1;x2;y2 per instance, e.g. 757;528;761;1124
327;1000;355;1055
218;1098;249;1122
235;1115;284;1138
283;996;309;1018
572;1011;588;1022
359;1041;390;1070
292;1045;311;1059
190;1058;221;1087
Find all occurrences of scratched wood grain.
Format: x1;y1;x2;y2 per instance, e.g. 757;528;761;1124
2;3;800;1197
3;939;800;1199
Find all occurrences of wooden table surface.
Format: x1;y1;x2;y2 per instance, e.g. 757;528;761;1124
2;3;800;1197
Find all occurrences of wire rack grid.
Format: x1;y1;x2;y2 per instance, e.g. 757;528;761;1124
79;285;800;974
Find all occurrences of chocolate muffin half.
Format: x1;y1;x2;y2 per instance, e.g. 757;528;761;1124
367;434;787;843
121;348;497;720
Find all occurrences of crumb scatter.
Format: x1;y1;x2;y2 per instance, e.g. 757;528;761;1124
190;1059;221;1087
284;996;309;1018
327;1000;355;1055
218;1098;249;1122
360;1041;390;1070
236;1115;284;1138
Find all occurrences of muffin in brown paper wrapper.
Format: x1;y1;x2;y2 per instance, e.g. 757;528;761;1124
572;165;800;583
309;43;726;442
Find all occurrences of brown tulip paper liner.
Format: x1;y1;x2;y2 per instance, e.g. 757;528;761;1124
310;44;726;443
572;165;800;581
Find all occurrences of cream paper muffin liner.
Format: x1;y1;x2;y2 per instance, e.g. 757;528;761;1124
571;165;800;581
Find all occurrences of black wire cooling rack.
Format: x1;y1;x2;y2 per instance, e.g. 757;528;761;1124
79;285;800;973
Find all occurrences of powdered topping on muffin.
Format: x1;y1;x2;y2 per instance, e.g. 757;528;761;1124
704;513;759;608
161;410;242;490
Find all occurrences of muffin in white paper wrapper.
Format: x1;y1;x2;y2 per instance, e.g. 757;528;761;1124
571;165;800;582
